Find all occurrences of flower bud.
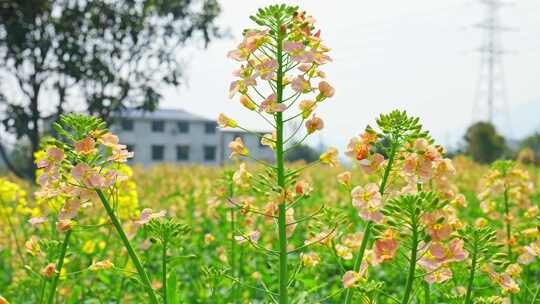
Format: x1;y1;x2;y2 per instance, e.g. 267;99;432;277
41;263;57;278
89;260;114;272
229;137;249;158
305;115;324;134
317;81;335;100
218;113;237;128
299;100;316;119
56;219;73;233
239;95;257;111
336;171;351;187
320;147;339;167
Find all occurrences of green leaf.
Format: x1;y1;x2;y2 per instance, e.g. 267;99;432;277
166;270;179;304
168;255;197;270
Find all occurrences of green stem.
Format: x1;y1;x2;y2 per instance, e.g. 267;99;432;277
503;187;514;304
47;230;72;304
464;239;478;304
229;178;237;303
115;254;130;302
503;188;512;259
401;224;419;304
239;246;245;299
84;230;113;301
275;21;288;304
531;286;540;304
423;281;430;304
2;199;27;265
379;141;398;194
343;221;373;304
343;141;398;304
38;278;47;304
96;189;158;304
162;240;168;304
230;208;236;302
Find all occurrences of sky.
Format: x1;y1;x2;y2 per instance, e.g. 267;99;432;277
161;0;540;151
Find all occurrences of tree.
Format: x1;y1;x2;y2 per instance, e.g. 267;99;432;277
284;144;320;163
0;0;221;179
463;121;506;164
519;132;540;165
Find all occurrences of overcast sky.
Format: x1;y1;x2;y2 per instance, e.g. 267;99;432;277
161;0;540;151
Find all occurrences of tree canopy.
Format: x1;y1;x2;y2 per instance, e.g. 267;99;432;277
519;132;540;165
0;0;222;178
463;121;507;164
285;144;320;163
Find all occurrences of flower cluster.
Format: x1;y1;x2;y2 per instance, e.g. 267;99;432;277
483;264;520;294
0;178;34;267
351;183;383;222
474;161;538;297
417;237;468;284
33;115;135;232
478;161;534;221
223;5;335;153
0;178;36;218
340;112;469;301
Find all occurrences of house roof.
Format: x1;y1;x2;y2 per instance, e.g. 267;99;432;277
115;108;214;122
220;128;271;134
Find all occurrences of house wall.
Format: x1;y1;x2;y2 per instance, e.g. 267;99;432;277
220;132;275;164
111;119;221;166
111;117;274;166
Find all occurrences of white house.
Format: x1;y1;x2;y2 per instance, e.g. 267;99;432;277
111;108;274;165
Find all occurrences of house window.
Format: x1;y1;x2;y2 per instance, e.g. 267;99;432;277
205;122;217;134
151;120;165;132
176;145;189;161
258;134;266;147
204;145;216;161
177;121;190;133
126;144;135;161
151;145;165;161
121;119;134;131
233;133;244;142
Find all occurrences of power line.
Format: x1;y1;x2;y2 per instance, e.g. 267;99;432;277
472;0;515;129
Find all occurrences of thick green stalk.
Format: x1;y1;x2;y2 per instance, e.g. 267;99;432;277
96;189;158;304
47;229;72;304
401;223;419;304
343;141;398;304
162;240;168;304
275;21;288;304
464;240;478;304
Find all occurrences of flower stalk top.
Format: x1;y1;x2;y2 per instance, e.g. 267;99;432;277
224;4;334;136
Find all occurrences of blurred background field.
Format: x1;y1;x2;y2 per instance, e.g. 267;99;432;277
1;157;539;302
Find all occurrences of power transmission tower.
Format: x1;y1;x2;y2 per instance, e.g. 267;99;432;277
472;0;514;126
